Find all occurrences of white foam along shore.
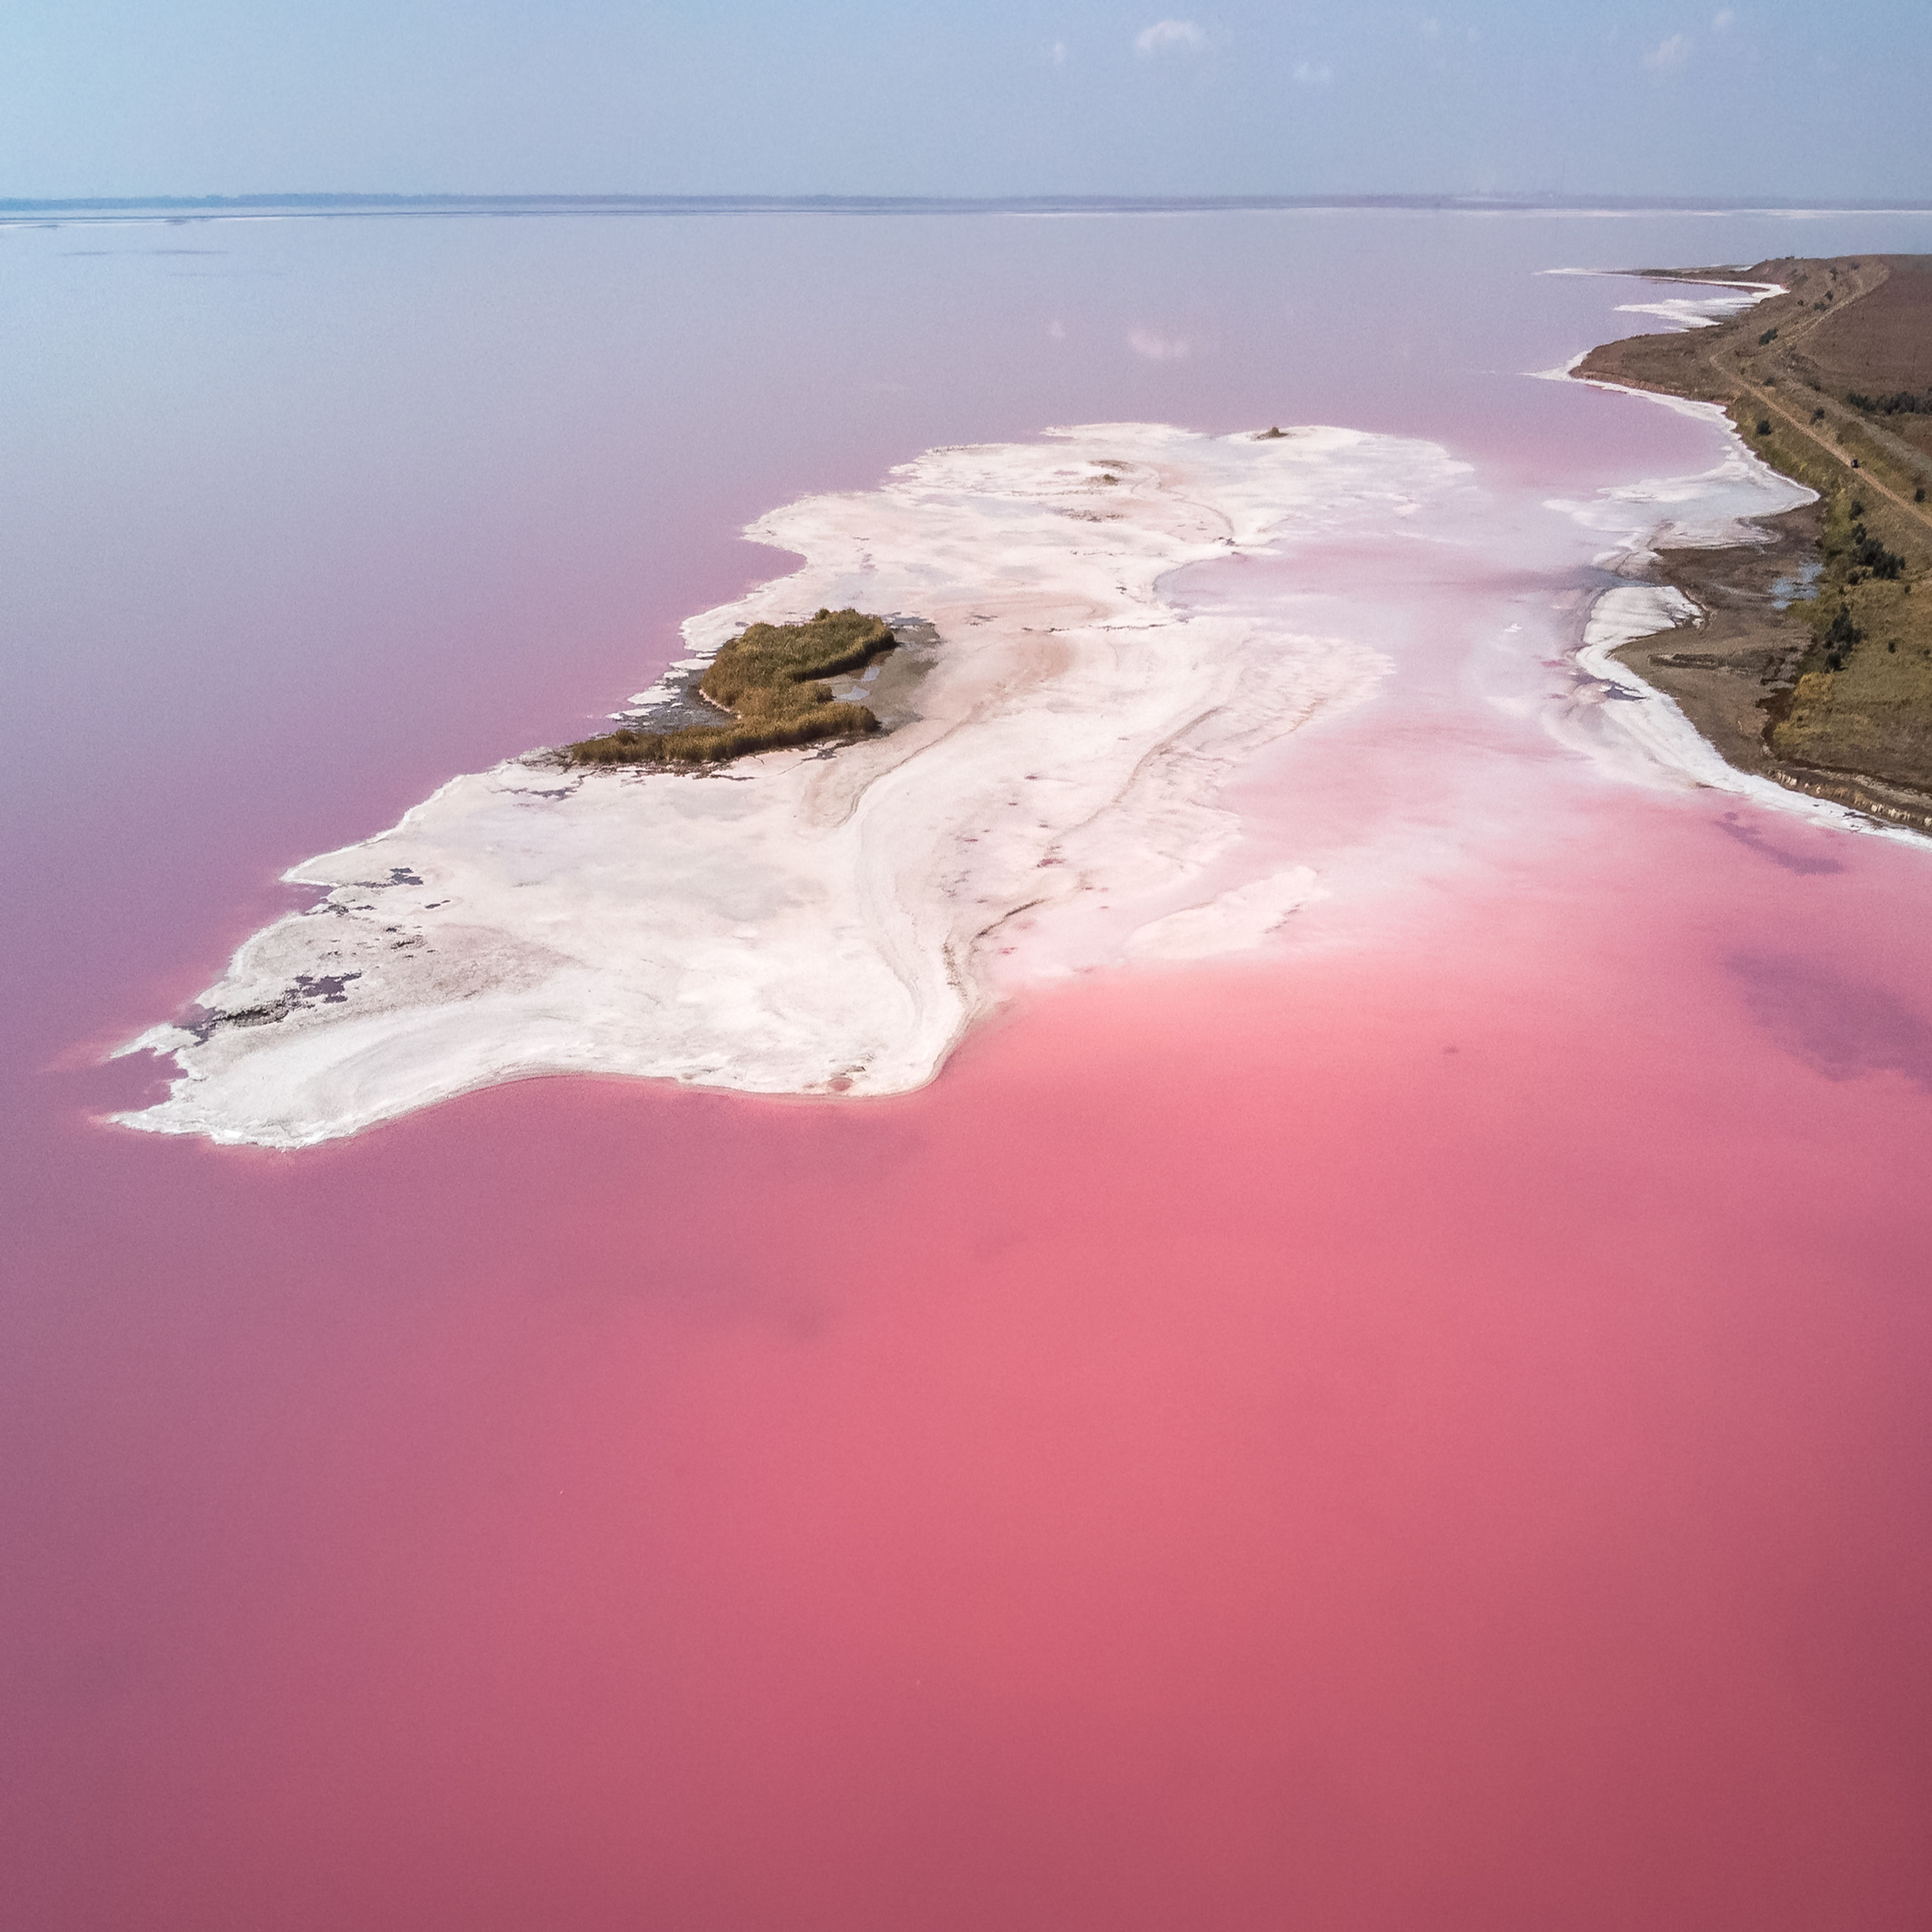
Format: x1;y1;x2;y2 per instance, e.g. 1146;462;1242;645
1539;266;1783;332
116;422;1471;1148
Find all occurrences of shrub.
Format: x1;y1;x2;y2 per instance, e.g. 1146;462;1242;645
1823;604;1863;651
1758;327;1779;345
562;609;896;768
1847;523;1907;579
1847;388;1932;416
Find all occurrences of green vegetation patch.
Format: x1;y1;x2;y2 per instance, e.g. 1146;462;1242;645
565;608;896;767
1770;480;1932;784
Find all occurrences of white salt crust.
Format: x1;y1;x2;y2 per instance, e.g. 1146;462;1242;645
117;423;1468;1147
1537;268;1782;333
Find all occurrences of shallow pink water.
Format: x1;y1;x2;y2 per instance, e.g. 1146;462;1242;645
14;788;1932;1931
7;208;1932;1928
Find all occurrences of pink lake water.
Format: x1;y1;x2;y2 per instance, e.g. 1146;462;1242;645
6;206;1932;1929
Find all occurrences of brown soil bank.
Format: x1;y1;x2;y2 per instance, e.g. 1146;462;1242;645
1576;255;1932;825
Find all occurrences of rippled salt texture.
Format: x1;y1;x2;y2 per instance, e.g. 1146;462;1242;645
116;423;1465;1146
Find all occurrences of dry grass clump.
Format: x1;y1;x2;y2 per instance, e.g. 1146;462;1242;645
565;608;895;767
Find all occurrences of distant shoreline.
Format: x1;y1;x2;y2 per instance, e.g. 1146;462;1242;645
13;192;1932;227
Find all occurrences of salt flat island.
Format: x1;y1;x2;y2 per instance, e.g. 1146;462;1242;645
116;423;1471;1148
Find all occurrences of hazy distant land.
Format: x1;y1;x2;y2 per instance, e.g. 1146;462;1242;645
20;192;1928;224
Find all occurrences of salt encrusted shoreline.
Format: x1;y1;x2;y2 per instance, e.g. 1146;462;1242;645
1550;290;1920;839
116;422;1470;1148
1553;270;1932;838
1546;391;1849;817
1560;264;1932;839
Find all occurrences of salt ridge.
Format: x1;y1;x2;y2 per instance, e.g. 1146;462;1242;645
116;422;1468;1147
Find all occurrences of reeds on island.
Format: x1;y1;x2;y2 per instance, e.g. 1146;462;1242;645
565;608;894;767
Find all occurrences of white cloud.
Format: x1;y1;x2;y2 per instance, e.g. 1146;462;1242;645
1049;38;1069;66
1135;19;1206;57
1128;328;1191;361
1419;17;1441;39
1293;59;1334;86
1711;7;1736;29
1644;32;1693;71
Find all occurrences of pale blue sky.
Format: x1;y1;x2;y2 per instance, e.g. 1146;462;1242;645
4;1;1927;202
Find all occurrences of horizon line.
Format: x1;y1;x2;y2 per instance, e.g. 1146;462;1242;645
8;190;1932;221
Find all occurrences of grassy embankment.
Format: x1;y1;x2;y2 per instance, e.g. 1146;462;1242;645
565;608;895;766
1578;256;1932;811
